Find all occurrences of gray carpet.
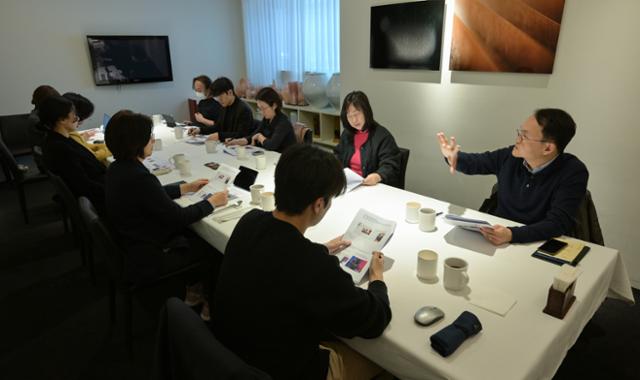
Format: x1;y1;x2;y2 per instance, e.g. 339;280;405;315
0;163;638;380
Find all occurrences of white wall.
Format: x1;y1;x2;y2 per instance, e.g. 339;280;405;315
342;0;640;287
0;0;245;127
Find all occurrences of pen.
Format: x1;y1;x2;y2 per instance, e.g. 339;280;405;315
436;212;443;216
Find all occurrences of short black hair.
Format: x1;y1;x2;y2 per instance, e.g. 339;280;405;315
62;92;94;121
192;75;212;94
340;91;376;140
38;95;75;130
31;85;60;109
274;145;346;214
255;87;283;113
105;110;153;161
209;77;235;97
535;108;576;153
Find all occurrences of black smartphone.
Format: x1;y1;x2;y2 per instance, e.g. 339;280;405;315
204;162;220;170
233;166;258;191
538;239;568;255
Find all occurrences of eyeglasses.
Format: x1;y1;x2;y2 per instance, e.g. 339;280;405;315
516;127;547;143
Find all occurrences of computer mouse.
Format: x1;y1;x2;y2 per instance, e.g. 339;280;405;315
414;306;445;326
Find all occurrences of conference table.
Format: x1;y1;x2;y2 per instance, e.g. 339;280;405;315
149;124;634;380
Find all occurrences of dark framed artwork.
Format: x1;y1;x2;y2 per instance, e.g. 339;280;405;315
370;1;445;70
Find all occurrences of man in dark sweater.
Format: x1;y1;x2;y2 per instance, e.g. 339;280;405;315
189;77;254;142
437;108;588;245
212;145;392;379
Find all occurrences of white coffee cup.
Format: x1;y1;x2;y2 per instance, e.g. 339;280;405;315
417;250;438;281
152;114;163;126
419;208;436;232
237;145;247;159
169;154;186;166
250;184;264;205
443;257;469;291
255;152;266;170
406;201;421;223
260;191;275;211
174;126;184;139
153;138;163;151
176;160;191;177
205;140;217;153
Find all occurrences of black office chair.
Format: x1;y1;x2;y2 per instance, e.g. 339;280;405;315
153;297;272;380
292;122;313;145
48;173;95;284
478;184;605;245
78;197;203;355
0;135;48;223
0;113;33;157
397;147;410;190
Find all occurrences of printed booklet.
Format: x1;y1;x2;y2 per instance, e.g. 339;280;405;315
335;209;397;283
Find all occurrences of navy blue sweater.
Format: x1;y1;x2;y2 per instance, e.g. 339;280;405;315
455;146;588;243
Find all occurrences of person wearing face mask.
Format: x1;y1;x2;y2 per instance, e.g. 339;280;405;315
40;95;106;213
188;75;222;129
334;91;402;187
188;77;254;142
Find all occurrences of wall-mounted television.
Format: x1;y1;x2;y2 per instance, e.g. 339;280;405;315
370;1;444;70
86;35;173;86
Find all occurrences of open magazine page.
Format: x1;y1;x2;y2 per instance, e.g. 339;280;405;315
344;168;364;192
189;164;241;203
335;209;397;283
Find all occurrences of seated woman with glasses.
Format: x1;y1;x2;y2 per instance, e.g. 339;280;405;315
225;87;296;153
40;95;107;213
334;91;401;187
62;92;112;166
105;110;228;320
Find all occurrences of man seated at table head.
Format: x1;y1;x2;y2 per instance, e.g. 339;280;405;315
212;144;392;380
188;76;254;143
437;108;588;245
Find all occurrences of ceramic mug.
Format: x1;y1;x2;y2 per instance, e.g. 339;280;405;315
417;250;438;281
250;184;264;205
443;257;469;291
419;208;436;232
205;140;217;153
406;202;421;224
260;191;275;211
174;126;184;139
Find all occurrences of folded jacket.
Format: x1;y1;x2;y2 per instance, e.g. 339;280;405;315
430;311;482;357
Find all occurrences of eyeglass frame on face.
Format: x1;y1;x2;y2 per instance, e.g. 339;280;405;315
516;127;547;143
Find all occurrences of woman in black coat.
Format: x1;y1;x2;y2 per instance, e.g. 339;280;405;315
39;95;107;213
225;87;296;153
334;91;401;187
105;110;228;320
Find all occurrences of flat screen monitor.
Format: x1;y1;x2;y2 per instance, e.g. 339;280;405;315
86;35;173;86
370;1;444;70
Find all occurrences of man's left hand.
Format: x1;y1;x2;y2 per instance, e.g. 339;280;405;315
324;235;351;255
207;133;220;141
479;225;512;246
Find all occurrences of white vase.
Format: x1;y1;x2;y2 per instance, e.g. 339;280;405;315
302;72;329;108
325;73;341;109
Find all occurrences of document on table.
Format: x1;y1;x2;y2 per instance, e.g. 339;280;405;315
222;145;263;156
444;214;492;232
344;168;364;192
189;164;241;203
335;209;396;283
143;156;172;175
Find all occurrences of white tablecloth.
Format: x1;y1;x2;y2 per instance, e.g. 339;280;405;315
151;126;634;380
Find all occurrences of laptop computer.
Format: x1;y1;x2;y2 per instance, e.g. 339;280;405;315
102;113;111;130
162;114;177;127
